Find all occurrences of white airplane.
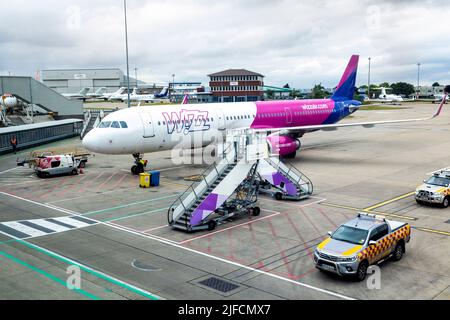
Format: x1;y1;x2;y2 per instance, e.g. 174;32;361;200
99;87;127;101
108;87;137;102
131;87;170;103
86;87;108;100
82;55;448;174
432;93;449;104
366;87;404;103
62;87;91;100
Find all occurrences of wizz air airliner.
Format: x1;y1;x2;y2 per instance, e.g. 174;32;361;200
82;55;447;173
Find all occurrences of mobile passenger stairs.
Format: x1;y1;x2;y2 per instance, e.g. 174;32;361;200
167;129;313;232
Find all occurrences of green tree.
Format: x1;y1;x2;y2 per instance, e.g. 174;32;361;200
390;82;415;96
311;83;327;99
379;82;390;88
432;82;440;87
283;83;290;89
266;89;275;100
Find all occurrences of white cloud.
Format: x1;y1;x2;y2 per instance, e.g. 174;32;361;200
1;0;450;88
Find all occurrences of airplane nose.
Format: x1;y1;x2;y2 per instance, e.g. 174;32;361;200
82;130;98;152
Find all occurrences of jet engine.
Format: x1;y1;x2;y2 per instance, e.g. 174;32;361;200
1;93;19;109
266;135;301;158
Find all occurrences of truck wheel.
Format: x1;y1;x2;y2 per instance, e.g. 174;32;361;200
252;207;261;217
355;260;369;282
416;199;423;205
78;161;86;169
442;197;449;208
392;242;404;261
71;169;78;175
208;220;217;231
275;192;283;201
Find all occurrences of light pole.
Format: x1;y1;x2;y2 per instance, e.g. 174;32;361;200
123;0;131;108
172;74;175;99
417;63;421;98
134;68;138;88
368;57;372;99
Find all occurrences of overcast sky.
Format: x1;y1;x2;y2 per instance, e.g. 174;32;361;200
1;0;450;88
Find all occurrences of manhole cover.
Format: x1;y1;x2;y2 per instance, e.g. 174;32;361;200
198;277;239;293
131;259;161;272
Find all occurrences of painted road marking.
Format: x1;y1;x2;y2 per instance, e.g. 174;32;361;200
320;202;417;221
2;221;47;238
413;227;450;237
363;192;416;211
0;167;19;175
0;216;97;240
0;250;100;300
1;191;354;300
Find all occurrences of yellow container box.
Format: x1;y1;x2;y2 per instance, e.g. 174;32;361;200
139;173;151;188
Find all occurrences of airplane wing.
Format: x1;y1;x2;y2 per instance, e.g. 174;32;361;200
253;95;447;134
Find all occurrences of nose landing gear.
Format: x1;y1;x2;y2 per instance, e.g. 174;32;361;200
131;153;148;175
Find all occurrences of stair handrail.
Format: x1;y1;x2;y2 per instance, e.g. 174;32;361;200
266;157;313;195
168;143;235;225
80;110;92;139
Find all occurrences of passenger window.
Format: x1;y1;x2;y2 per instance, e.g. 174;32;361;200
111;121;120;128
120;121;128;128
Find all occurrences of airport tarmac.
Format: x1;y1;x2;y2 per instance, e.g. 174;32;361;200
1;102;450;300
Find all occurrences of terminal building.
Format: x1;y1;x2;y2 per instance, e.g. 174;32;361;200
41;68;143;94
208;69;264;102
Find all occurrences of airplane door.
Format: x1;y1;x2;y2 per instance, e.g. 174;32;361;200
285;107;293;124
217;109;226;130
139;111;155;138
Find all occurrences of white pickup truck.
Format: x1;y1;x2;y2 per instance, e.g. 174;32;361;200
314;213;411;281
415;170;450;208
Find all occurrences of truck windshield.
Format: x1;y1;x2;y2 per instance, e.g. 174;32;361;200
426;176;450;187
331;226;368;245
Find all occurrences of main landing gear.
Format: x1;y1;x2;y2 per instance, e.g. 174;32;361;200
131;153;148;175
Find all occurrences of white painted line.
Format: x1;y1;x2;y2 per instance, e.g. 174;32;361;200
57;217;93;228
2;221;47;238
31;219;71;233
142;225;169;233
19;241;163;300
0;191;355;300
0;167;19;175
179;210;282;245
46;187;137;204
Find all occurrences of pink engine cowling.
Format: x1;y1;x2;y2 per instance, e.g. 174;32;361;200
266;135;301;156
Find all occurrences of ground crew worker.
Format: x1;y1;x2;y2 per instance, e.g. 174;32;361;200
10;136;18;154
137;158;146;173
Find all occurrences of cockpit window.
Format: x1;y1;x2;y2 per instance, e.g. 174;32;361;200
120;121;128;128
111;121;120;128
98;121;111;128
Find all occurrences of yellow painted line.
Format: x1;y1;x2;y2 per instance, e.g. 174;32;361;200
320;203;417;221
363;192;415;211
413;227;450;237
321;203;361;211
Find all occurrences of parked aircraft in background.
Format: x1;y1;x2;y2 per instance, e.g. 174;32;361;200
86;87;108;100
366;87;404;103
82;55;448;174
62;87;91;101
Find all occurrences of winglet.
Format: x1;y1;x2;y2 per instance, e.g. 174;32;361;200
433;85;450;118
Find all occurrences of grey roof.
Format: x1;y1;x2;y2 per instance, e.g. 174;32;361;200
0;119;83;134
343;216;385;231
208;69;264;77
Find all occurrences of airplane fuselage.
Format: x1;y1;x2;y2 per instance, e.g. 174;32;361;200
82;99;357;155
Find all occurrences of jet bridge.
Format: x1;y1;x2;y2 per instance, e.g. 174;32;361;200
167;129;313;232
